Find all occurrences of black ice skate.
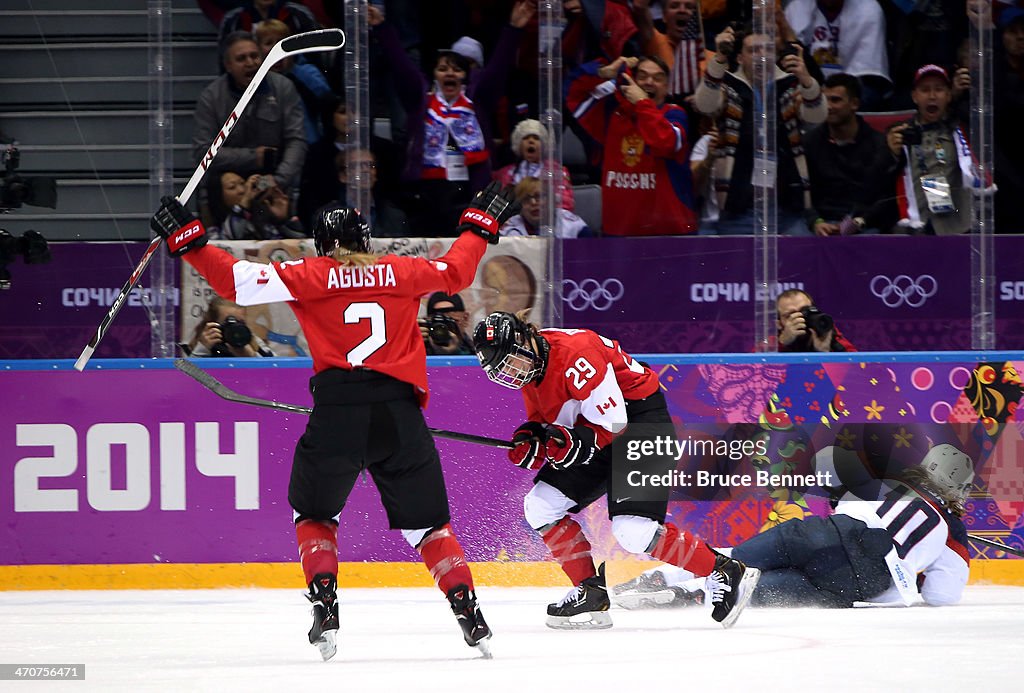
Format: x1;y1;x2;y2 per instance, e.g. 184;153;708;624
447;584;493;659
546;562;613;630
613;571;706;610
305;573;339;661
705;551;760;629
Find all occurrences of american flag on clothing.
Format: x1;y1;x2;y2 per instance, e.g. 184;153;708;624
669;2;704;97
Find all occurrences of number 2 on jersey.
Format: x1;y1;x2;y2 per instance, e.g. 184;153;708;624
344;302;386;366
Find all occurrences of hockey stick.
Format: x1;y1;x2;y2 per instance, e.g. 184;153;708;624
73;28;346;372
967;534;1024;558
173;359;515;449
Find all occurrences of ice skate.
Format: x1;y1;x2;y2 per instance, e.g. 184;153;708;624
546;562;613;630
612;568;670;596
305;573;339;661
705;552;760;629
447;584;493;659
614;569;706;611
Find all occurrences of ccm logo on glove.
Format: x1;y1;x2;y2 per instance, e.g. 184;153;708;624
460;210;497;231
168;221;206;254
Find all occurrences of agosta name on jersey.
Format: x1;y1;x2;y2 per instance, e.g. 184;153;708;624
325;263;397;290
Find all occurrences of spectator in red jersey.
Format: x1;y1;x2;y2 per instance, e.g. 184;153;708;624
776;289;856;352
566;55;698;235
149;182;520;661
471;311;760;630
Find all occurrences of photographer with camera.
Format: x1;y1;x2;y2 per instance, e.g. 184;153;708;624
887;64;981;236
694;24;827;235
186;296;274;357
420;291;473;355
776;289;855;352
212;171;306;241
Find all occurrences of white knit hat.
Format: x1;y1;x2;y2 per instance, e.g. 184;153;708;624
510;119;548;158
450;36;484;67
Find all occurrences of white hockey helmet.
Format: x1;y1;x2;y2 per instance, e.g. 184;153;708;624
920;444;975;503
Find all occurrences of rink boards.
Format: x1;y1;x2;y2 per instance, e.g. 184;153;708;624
1;353;1022;589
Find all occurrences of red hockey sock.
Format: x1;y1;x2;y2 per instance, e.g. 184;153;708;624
648;523;716;577
540;517;597;585
296;519;339;585
417;524;475;595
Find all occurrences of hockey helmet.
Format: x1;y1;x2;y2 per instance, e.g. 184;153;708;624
920;444;975;504
473;311;543;389
312;204;371;256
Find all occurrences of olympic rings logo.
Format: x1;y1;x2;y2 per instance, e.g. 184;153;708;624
561;278;625;311
869;274;938;308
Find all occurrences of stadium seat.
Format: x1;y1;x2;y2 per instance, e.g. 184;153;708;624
573;184;601;233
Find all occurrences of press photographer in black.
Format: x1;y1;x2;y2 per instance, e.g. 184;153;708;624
776;289;856;352
420;292;473;356
186;295;274;357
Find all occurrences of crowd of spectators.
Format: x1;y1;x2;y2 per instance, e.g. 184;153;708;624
187;0;1023;238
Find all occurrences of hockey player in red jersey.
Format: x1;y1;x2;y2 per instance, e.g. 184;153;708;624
150;182;519;660
472;312;760;629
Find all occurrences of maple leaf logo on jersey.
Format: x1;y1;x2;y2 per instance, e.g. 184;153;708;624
257;268;270;285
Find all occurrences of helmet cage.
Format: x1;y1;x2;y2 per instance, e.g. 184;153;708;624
483;341;542;390
473;312;542;390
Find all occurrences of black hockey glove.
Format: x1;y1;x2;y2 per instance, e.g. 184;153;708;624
543;424;597;470
508;421;548;470
457;181;520;244
150;196;208;257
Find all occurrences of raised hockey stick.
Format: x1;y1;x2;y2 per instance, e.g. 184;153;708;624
967;534;1024;558
173;359;515;450
73;28;346;372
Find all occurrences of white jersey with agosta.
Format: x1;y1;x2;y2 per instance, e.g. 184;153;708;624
834;481;970;606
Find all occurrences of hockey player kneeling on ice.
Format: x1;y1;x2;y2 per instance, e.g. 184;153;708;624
472;312;761;629
613;444;975;609
150;182;520;660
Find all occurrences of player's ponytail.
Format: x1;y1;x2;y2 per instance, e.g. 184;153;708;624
331;247;381;267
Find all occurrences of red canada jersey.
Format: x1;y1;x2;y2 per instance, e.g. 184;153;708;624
521;328;660;448
184;233;487;407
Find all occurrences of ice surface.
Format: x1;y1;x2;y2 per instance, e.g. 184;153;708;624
0;585;1021;691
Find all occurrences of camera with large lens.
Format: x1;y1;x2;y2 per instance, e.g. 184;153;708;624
426;312;459;347
800;306;834;338
211;316;253;355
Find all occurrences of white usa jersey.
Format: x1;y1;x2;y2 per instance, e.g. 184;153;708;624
835;481;970;606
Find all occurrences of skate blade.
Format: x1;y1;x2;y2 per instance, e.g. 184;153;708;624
473;636;494;660
615;588;682;610
314;630;338;661
545;610;613;630
719;568;761;629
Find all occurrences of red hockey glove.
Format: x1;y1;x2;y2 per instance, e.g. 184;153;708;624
457;181;520;244
543;424;597;470
508;421;548;470
150;195;207;257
